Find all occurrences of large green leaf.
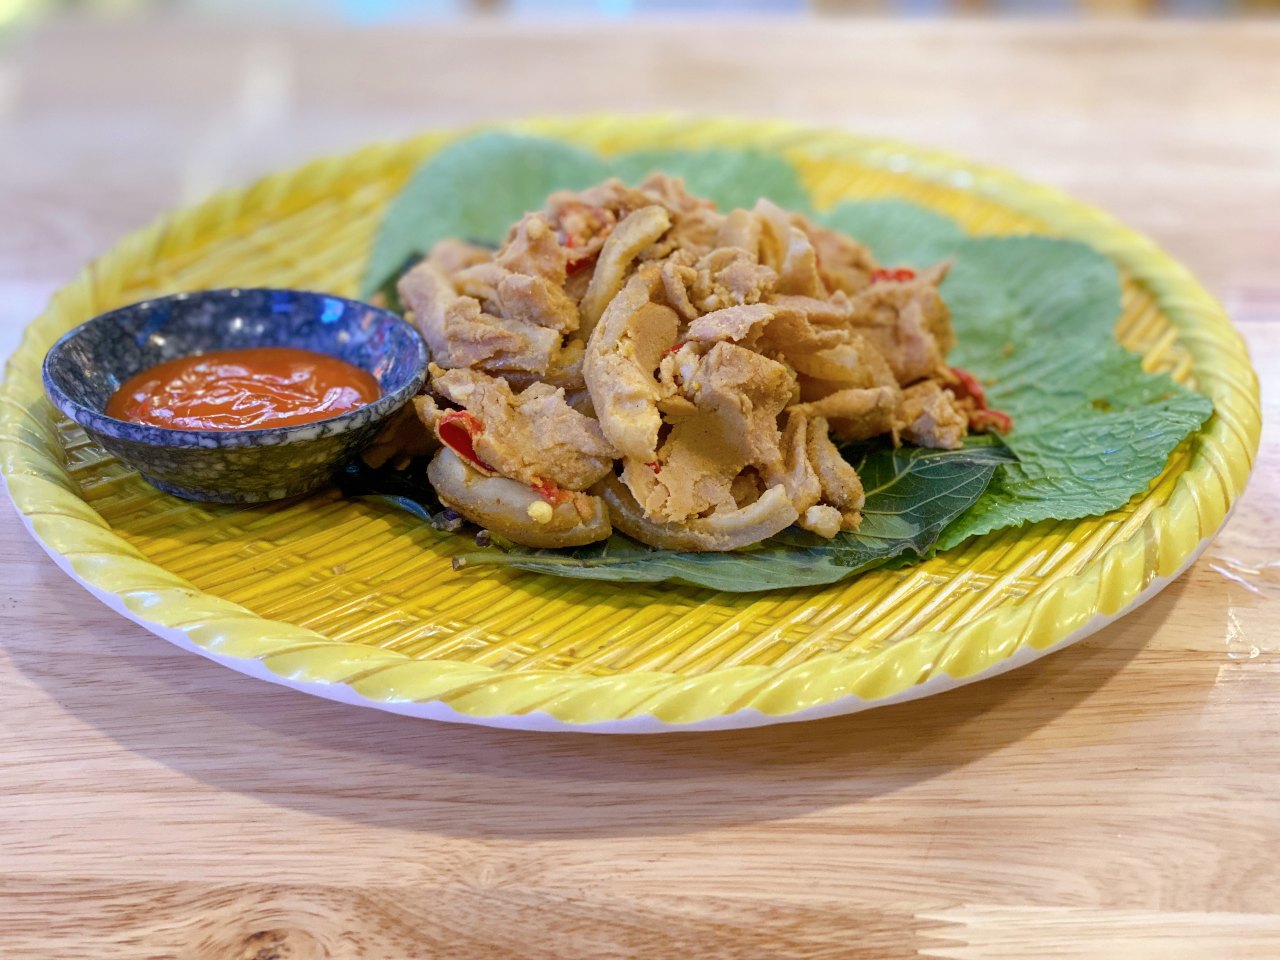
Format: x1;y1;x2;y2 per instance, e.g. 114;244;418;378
933;237;1213;547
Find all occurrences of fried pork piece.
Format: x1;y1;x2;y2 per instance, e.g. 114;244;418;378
398;261;561;373
765;412;822;516
601;474;799;552
497;273;580;334
847;264;956;384
501;337;586;393
688;247;778;312
623;341;793;524
429;365;616;491
755;199;825;297
765;413;865;534
894;379;969;450
497;212;568;284
579;205;672;335
758;305;849;359
717;208;762;258
429;448;611;548
789;330;899;390
795;216;878;296
583;271;678;461
789;385;901;443
660;255;700;320
807;414;865;530
637;171;719;218
684;303;775;347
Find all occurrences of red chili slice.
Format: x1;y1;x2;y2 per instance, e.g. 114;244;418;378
971;408;1014;434
566;253;596;276
645;460;662;475
870;267;917;283
663;342;687;357
530;478;572;506
947;366;1014;435
438;410;496;473
947;366;988;407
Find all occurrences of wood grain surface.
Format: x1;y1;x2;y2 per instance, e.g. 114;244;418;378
2;17;1278;960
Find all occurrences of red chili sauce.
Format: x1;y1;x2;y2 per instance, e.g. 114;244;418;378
106;347;380;431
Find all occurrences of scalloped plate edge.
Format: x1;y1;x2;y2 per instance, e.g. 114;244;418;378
10;492;1223;734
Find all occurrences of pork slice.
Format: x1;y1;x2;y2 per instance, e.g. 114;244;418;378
758;308;853;366
755;198;825;297
794;216;879;296
496;212;568;284
451;261;508;309
684;303;775;347
651;208;722;261
574;177;656;218
690;342;794;476
763;412;822;516
497;273;580;333
894;380;968;450
398;261;561;373
690;247;778;313
431;366;616;490
848;265;956;384
579;205;672;336
660;258;699;321
787;332;897;388
789;385;900;442
768;293;854;326
716;209;762;259
806;415;865;529
627;343;794;524
638;173;719;217
583;272;678;461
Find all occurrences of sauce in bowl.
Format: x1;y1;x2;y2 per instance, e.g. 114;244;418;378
107;347;380;431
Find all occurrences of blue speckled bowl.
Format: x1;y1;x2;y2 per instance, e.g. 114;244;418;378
42;288;427;503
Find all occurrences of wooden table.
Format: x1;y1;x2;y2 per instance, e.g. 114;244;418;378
2;18;1278;959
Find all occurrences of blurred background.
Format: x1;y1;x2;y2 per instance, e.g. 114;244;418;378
2;0;1278;23
1;0;1277;358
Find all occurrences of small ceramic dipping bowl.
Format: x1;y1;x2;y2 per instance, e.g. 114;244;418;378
43;288;427;503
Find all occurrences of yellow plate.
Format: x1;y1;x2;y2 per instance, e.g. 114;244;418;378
0;117;1261;732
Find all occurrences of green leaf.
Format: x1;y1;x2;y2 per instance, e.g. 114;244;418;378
820;199;965;267
931;235;1214;548
359;133;608;298
937;346;1213;549
943;236;1124;363
608;147;813;214
451;440;1013;592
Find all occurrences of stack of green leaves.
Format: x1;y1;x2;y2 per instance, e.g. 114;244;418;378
352;134;1212;592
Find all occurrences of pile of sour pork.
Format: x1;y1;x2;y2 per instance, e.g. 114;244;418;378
373;175;1008;550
